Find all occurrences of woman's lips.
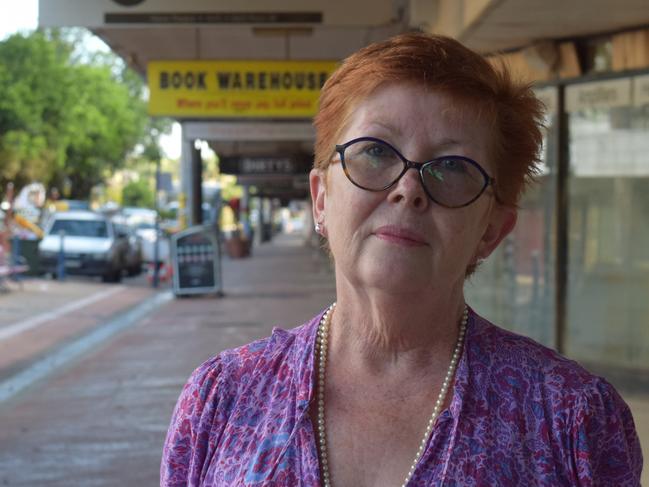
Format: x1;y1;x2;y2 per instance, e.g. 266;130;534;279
373;225;428;247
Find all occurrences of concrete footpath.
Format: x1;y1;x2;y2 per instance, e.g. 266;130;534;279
0;233;646;485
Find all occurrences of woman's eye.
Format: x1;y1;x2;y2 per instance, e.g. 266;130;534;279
364;143;388;158
440;158;466;172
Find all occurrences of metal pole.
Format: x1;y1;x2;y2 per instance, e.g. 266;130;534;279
192;144;203;225
216;226;224;297
554;84;569;354
1;183;14;257
11;235;20;267
180;124;193;229
152;158;161;288
10;235;22;284
57;230;66;281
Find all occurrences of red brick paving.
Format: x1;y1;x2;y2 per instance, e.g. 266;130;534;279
0;286;154;381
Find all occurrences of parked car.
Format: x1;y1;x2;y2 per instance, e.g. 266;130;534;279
121;207;157;226
117;207;170;263
38;211;128;282
132;221;170;263
114;222;144;276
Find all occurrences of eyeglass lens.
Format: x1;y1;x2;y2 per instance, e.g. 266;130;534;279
342;139;487;208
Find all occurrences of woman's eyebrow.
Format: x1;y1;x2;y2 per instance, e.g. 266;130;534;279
432;137;463;151
366;120;402;135
362;123;465;153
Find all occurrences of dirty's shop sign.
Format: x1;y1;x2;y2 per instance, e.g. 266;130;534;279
147;60;338;118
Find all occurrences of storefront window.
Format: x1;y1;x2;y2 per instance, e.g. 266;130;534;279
466;97;557;347
566;101;649;369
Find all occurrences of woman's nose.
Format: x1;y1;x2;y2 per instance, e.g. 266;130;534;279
386;165;429;210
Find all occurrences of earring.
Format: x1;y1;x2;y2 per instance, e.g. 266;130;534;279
315;222;322;234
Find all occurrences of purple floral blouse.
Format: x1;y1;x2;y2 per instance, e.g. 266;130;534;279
161;308;643;486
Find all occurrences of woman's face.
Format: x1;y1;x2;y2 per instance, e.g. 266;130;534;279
310;83;516;297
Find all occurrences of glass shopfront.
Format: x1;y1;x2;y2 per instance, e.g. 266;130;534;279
466;89;558;348
566;76;649;369
466;74;649;375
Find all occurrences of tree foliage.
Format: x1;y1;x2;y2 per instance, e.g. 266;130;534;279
122;178;154;208
0;30;165;199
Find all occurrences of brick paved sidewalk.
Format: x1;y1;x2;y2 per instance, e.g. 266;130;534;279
0;278;118;327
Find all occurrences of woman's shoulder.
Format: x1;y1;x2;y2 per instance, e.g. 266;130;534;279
183;312;321;402
467;310;616;399
461;310;643;484
161;313;323;485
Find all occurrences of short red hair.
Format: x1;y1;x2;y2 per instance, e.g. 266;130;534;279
313;33;545;207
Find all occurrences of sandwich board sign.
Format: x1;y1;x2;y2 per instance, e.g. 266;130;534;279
171;225;222;296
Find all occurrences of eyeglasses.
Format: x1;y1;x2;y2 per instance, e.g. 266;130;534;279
334;137;495;208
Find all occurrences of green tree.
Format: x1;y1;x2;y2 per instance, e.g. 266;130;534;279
0;30;165;199
122;178;154;208
63;61;147;197
0;31;72;191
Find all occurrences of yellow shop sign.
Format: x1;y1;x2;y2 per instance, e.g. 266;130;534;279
147;60;338;118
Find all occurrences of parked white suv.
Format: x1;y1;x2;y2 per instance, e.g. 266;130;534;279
38;211;128;282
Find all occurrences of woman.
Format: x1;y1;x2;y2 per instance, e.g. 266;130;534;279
162;33;642;486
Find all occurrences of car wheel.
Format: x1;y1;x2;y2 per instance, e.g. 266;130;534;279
127;264;141;277
102;269;122;283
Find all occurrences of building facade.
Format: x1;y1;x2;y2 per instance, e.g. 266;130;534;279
40;0;649;385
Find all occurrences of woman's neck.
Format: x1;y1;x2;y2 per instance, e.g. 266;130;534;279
329;277;466;375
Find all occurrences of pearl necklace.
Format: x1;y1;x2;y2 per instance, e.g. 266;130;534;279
315;303;468;487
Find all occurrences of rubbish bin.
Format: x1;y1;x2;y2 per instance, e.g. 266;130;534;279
224;229;251;258
17;238;41;276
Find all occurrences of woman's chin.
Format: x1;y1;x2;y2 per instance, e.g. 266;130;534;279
358;261;436;294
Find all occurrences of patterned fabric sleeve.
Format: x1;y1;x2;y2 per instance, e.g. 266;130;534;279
161;356;224;487
572;378;643;486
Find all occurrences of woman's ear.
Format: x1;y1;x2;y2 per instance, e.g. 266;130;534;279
309;168;327;229
475;204;517;260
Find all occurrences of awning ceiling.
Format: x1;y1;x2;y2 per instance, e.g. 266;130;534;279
93;24;400;78
460;0;649;53
89;1;649;85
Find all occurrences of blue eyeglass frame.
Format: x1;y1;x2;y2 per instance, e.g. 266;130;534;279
334;136;496;208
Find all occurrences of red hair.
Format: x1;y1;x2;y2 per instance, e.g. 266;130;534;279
313;33;545;207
